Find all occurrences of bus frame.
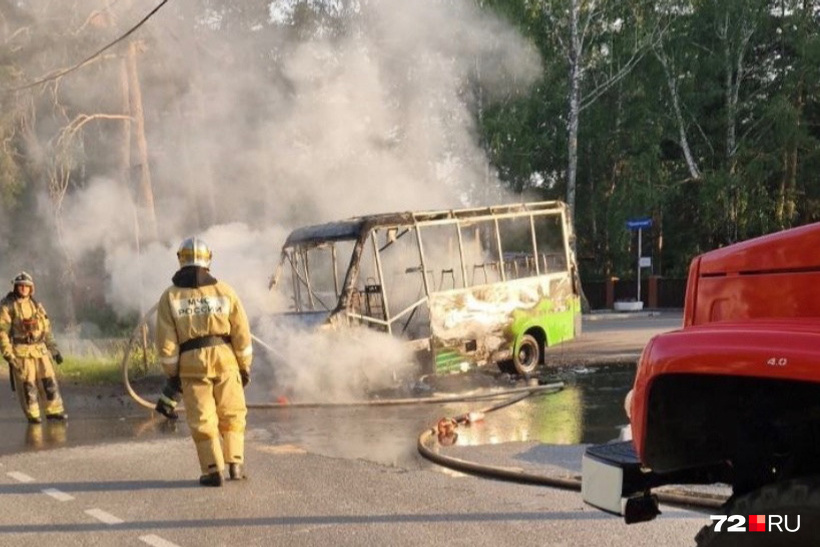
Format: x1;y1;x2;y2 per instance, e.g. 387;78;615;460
269;201;582;375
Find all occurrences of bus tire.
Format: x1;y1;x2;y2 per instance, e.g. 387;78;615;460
513;334;540;375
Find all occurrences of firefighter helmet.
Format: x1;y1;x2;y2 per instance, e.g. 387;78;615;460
12;272;34;288
177;237;212;269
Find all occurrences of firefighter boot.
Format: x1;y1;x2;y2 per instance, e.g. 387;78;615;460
228;463;247;480
199;472;223;487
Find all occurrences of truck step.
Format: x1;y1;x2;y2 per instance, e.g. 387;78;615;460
583;441;661;520
585;441;641;467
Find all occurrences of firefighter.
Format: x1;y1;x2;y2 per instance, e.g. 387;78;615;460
0;272;67;424
155;237;253;487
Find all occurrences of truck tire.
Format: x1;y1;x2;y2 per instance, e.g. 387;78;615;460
695;476;820;546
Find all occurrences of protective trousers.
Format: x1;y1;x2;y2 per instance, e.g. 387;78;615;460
181;369;247;475
10;356;64;421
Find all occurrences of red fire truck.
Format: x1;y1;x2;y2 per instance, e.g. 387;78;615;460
582;223;820;544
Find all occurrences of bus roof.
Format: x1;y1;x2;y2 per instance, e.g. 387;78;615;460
282;201;567;248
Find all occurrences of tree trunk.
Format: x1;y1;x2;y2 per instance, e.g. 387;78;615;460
655;47;701;180
784;85;802;225
127;40;158;243
119;57;133;204
566;0;582;235
722;13;736;165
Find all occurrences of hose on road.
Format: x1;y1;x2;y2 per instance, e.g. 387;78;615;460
416;388;727;511
122;306;727;512
121;307;566;410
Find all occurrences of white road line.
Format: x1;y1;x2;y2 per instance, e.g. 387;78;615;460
139;534;182;547
6;471;35;483
85;508;124;525
42;488;74;502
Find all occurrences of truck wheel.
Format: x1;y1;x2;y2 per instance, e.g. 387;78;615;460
695;476;820;546
513;334;540;375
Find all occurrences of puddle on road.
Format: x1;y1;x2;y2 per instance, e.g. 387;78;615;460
445;365;636;447
250;364;636;466
0;411;181;457
0;364;636;465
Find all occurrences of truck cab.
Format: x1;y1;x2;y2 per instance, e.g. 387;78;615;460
582;222;820;524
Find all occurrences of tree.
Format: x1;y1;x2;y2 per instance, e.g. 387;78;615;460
541;0;657;231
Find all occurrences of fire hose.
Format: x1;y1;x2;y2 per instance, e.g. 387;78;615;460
121;306;568;410
416;388;728;512
121;307;727;511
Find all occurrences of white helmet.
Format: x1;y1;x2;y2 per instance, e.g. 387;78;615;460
177;237;212;269
12;271;34;287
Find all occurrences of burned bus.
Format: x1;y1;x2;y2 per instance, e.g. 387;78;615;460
269;201;582;375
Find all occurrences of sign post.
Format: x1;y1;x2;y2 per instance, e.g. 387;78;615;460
626;217;653;304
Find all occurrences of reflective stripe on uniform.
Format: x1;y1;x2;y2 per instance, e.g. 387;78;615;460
237;345;252;357
158;394;177;408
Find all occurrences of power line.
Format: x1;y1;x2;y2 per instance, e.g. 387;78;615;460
4;0;170;93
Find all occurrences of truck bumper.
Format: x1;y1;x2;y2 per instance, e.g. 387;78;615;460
582;441;661;523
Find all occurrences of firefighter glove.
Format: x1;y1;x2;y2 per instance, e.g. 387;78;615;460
155;396;179;420
240;369;250;388
155;376;182;420
5;355;18;370
53;352;63;365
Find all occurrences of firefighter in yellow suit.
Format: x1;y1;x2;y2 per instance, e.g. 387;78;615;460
155;237;253;487
0;272;67;424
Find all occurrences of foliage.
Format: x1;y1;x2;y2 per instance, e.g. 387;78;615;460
481;0;820;280
2;0;820;332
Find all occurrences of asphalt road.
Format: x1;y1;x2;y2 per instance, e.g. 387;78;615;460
0;436;707;547
0;311;712;546
550;310;683;366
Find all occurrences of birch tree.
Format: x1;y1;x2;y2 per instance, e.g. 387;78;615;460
652;3;703;181
539;0;657;230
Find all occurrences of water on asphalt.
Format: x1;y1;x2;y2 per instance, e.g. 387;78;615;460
0;364;636;466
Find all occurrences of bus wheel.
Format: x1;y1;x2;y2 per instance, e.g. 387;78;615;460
514;334;540;375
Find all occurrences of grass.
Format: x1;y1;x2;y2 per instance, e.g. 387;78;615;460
57;354;162;386
57;356;123;385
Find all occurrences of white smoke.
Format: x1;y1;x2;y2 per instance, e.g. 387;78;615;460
253;316;418;403
14;0;542;399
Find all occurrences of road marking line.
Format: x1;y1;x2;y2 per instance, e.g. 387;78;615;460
85;508;124;525
139;534;181;547
42;488;74;501
7;471;35;482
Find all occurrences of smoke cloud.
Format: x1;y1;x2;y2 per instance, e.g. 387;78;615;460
253;316;418;403
5;0;541;401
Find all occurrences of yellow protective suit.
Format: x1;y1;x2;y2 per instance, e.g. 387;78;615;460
155;267;253;475
0;293;65;422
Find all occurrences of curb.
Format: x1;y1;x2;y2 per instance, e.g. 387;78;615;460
584;310;674;321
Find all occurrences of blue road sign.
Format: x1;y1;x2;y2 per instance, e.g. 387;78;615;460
626;217;652;230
